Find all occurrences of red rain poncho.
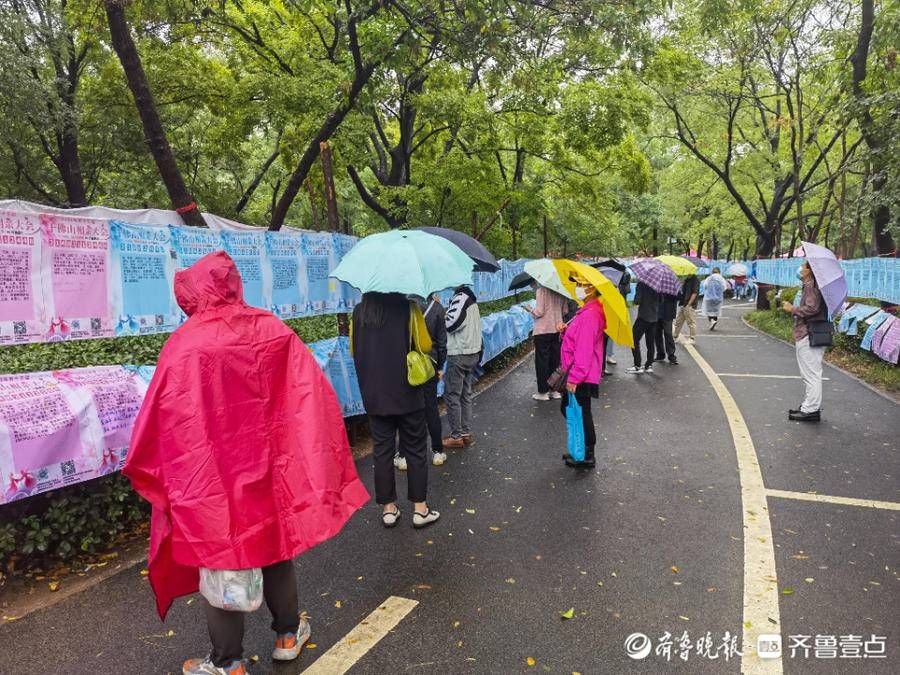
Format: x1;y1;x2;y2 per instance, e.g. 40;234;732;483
124;251;369;619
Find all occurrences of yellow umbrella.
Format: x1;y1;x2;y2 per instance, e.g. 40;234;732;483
656;255;697;277
552;259;634;348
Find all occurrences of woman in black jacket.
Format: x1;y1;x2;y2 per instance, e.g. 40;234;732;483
352;293;440;529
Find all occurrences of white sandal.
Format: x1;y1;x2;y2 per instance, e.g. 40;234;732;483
382;507;400;528
413;509;440;529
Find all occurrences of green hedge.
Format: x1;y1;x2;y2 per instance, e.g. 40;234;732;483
0;295;534;573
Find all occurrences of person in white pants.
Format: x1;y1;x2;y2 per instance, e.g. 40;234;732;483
782;263;826;422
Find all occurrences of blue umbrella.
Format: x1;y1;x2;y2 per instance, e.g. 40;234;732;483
330;230;474;297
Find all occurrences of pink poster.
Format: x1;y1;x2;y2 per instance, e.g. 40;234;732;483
54;367;144;452
40;213;112;339
0;374;87;502
0;210;45;344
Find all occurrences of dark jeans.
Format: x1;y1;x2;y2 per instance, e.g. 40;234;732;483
205;559;299;666
560;384;597;461
631;318;657;368
423;376;442;452
654;320;676;361
534;333;561;393
369;410;428;504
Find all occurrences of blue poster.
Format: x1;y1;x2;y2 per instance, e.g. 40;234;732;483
169;225;223;270
221;231;268;310
301;233;337;314
109;222;179;336
333;233;360;312
265;231;304;318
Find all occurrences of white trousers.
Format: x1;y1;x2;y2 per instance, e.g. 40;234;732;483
795;336;825;413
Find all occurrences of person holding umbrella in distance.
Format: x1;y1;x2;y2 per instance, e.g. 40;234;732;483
782;242;848;422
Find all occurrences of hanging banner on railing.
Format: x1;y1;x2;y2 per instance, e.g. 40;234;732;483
221;230;270;310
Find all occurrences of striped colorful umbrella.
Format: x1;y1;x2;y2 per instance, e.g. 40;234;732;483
629;259;682;296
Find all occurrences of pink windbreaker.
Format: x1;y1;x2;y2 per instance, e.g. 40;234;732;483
560;299;606;386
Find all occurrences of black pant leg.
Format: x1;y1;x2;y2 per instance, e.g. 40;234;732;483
263;559;300;635
664;320;677;359
398;409;428;503
654;322;664;359
533;333;556;393
631;320;645;367
576;385;596;459
643;321;657;367
422;377;442;452
368;414;398;504
205;599;245;666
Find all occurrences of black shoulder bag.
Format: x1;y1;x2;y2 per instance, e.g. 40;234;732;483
807;320;834;347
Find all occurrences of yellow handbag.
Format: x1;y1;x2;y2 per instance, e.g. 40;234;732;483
407;303;435;386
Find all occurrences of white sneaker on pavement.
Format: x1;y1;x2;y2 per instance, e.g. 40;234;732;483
532;392;551;401
550;391;562;399
272;618;311;661
432;451;447;466
625;366;642;375
393;454;407;471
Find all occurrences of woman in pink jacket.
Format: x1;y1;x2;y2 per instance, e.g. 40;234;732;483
559;279;607;469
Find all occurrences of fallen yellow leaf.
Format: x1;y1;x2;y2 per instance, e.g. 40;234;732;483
526;656;536;667
140;569;149;577
48;581;60;592
306;643;317;649
250;655;259;663
453;621;460;628
489;526;501;532
671;566;679;574
166;629;176;637
334;600;342;608
465;508;475;514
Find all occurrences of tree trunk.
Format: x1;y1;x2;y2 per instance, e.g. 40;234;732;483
543;215;548;257
696;237;704;258
235;140;280;214
320;142;340;232
58;125;87;206
306;180;321;230
104;0;206;227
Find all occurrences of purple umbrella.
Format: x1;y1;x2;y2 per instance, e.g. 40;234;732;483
801;241;848;315
629;259;681;296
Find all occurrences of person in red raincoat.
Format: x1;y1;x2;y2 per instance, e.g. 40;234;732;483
124;251;369;675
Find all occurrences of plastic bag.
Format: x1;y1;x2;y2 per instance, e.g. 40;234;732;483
199;568;263;612
565;396;585;462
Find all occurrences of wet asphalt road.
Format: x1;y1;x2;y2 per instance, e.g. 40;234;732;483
0;302;897;675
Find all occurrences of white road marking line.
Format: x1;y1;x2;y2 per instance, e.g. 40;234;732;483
766;489;900;511
301;596;418;675
684;343;782;675
718;373;830;380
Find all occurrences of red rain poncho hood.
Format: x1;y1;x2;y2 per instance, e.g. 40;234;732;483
124;251;369;619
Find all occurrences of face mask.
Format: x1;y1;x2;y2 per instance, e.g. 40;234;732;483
575;286;589;301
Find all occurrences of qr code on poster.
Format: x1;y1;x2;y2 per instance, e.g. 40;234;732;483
13;321;26;335
60;460;76;476
90;318;102;331
155;314;164;326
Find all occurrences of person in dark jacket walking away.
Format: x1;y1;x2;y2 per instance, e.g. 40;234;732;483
528;283;568;401
442;286;482;449
352;292;440;529
782;263;827;422
653;292;679;365
673;273;699;344
626;282;660;374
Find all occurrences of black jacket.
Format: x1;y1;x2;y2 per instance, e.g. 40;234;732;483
633;282;660;323
352;294;424;416
657;293;678;321
421;297;448;367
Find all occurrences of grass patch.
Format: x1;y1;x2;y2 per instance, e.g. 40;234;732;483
745;309;899;396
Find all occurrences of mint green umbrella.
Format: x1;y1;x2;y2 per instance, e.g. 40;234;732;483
330;230;474;296
524;259;571;297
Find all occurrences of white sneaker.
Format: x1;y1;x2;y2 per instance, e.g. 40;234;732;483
625;366;642;374
393;454;407;471
550;391;562;399
432;451;447;466
413;509;440;528
272;619;311;661
643;365;654;373
182;658;246;675
606;356;617;365
532;392;551;401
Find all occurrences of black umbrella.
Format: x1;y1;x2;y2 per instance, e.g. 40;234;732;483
681;255;709;269
418;227;500;272
591;258;627;272
508;270;534;291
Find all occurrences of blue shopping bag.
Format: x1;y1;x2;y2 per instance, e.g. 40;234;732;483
566;395;586;461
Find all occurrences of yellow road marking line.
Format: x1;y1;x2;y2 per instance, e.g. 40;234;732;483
718;373;830;380
684;343;782;675
766;489;900;511
301;596;418;675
